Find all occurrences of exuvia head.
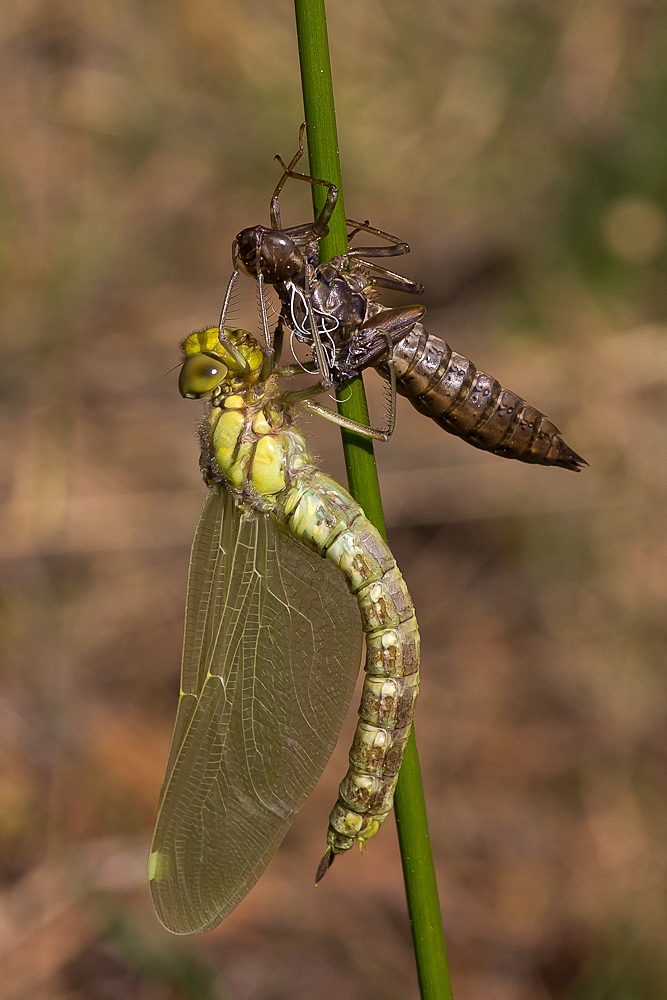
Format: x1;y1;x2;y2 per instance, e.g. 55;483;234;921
179;327;264;398
233;226;306;285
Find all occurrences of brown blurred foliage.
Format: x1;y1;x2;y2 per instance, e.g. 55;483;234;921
1;0;667;997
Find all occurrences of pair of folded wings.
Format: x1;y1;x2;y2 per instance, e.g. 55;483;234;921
149;485;362;934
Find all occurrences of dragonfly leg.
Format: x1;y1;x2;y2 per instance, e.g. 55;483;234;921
270;123;307;230
381;353;397;439
345;217;411;259
217;271;253;374
361;262;425;295
303;364;396;443
218;269;240;329
303;287;332;387
256;268;276;379
277;360;320;378
286;375;391;439
271;158;338;238
283;379;329;404
272;314;286;366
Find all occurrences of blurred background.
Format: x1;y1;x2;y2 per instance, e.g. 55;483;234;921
1;0;666;997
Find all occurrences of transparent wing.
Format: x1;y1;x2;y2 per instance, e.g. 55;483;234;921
149;485;363;934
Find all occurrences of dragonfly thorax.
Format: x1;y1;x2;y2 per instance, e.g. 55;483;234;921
201;377;313;512
181;350;312;512
180;325;314;508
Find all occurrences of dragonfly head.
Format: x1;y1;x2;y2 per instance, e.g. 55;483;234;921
233;227;306;285
179;327;264;399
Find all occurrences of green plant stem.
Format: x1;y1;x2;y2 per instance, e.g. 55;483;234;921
293;3;453;997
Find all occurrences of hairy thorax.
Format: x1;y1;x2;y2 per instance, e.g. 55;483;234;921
202;380;314;511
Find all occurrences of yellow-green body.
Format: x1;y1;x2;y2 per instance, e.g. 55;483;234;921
150;327;420;931
187;328;420;864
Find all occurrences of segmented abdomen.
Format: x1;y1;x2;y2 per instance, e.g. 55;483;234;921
281;471;420;879
383;324;585;471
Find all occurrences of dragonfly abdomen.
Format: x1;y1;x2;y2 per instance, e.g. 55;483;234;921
283;473;420;879
382;324;586;471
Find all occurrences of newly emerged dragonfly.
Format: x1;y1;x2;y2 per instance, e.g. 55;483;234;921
233;127;586;471
150;129;586;935
149;325;418;934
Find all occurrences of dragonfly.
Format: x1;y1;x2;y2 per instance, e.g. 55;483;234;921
149;324;419;934
232;126;586;471
150;130;586;935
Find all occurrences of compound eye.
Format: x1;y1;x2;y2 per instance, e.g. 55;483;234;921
179;353;228;398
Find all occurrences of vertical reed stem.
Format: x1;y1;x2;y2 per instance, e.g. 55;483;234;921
293;3;453;997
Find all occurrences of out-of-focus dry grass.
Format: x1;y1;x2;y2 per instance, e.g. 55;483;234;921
1;1;667;998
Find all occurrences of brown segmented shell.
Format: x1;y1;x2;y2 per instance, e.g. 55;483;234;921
388;325;586;471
